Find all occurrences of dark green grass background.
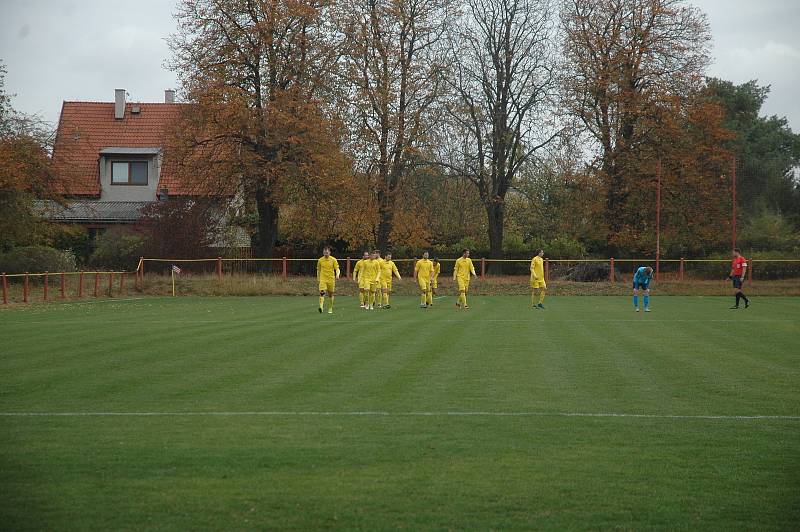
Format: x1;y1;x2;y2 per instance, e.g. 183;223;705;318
1;296;799;530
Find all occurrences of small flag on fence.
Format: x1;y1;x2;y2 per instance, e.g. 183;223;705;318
171;265;181;297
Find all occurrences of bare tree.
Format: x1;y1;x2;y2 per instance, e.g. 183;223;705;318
335;0;451;250
561;0;711;253
439;0;560;264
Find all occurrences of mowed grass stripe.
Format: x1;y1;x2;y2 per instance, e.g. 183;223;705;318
1;295;799;530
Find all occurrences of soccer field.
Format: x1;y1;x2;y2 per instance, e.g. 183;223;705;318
1;295;799;530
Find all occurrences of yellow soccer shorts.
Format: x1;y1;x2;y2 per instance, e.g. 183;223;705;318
418;278;430;292
358;280;369;291
456;277;470;292
380;280;389;290
432;277;439;289
369;281;380;292
530;279;546;289
319;279;335;293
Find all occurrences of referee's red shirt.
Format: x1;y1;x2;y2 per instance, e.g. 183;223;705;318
731;256;747;276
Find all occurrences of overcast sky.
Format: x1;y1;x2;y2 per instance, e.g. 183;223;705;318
1;0;799;130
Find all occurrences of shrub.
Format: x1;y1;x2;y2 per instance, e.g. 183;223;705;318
88;228;147;270
563;262;622;282
0;246;77;274
740;211;800;252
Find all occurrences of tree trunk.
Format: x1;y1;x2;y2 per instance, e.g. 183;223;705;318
376;188;393;251
253;189;280;260
603;157;627;256
486;200;505;274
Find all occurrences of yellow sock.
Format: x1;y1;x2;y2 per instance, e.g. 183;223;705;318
421;293;427;305
426;291;433;305
329;296;334;310
383;292;389;306
462;293;468;307
531;292;536;306
319;295;324;309
371;291;377;306
539;291;546;304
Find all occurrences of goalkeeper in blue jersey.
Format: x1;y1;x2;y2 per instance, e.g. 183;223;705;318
632;266;654;312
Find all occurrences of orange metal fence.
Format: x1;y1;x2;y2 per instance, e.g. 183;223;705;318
3;256;798;305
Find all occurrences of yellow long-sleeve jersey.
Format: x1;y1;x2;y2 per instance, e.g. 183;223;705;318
361;259;381;285
453;257;476;280
415;259;434;280
380;260;401;281
353;259;366;282
530;256;544;281
317;256;340;280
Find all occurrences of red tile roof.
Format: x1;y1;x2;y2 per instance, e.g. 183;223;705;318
51;101;191;196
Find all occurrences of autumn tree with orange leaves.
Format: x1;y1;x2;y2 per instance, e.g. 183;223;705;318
0;61;63;250
561;0;715;254
168;0;355;257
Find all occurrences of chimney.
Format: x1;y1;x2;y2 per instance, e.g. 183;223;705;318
164;89;175;104
114;89;126;119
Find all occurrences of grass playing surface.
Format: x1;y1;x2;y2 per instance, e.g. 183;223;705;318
1;295;799;530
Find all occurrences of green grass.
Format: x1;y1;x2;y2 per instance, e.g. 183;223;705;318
1;295;799;530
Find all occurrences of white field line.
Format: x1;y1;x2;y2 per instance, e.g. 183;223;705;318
0;411;798;421
3;318;797;326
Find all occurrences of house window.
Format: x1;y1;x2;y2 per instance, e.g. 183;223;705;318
111;161;148;185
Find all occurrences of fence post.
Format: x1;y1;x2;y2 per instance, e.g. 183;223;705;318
282;257;288;279
545;258;550;282
346;257;351;279
140;257;144;288
120;272;125;294
481;258;486;279
94;273;99;297
217;257;222;280
609;258;615;283
43;272;49;301
23;273;29;303
60;272;66;299
78;272;84;298
108;272;113;296
748;260;753;283
2;273;7;305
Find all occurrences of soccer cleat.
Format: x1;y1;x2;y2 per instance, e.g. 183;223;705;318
537;303;545;309
420;304;427;308
384;305;391;309
318;307;323;313
745;300;750;309
635;307;640;312
644;307;650;312
328;309;333;314
368;306;374;310
360;304;365;309
464;305;470;310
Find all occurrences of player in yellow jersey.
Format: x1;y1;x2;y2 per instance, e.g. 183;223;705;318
374;250;386;308
530;248;546;309
362;250;382;310
379;252;402;308
453;248;477;310
316;246;340;314
431;258;441;300
353;250;370;308
415;251;435;308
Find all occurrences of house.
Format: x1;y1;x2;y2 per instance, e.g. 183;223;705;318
44;89;186;238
